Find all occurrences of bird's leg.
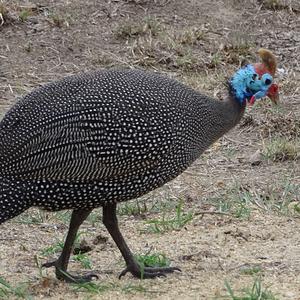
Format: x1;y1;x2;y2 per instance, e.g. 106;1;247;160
42;209;98;283
102;202;180;279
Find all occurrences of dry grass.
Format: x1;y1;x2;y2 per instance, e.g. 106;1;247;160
0;0;300;299
263;137;300;162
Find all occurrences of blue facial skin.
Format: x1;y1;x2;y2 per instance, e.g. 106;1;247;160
230;64;273;104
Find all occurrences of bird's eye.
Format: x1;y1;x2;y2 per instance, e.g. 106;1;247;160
265;78;272;85
261;74;273;86
252;74;257;80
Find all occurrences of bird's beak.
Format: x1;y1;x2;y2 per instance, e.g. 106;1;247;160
268;92;279;105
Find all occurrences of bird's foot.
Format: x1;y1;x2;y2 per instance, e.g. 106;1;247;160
119;263;181;279
42;260;98;283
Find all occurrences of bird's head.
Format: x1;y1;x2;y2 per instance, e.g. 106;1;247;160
230;48;279;106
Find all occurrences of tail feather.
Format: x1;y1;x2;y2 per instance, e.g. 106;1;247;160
0;178;31;224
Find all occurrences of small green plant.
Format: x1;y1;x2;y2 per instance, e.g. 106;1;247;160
19;9;31;22
175;51;199;71
72;282;116;294
144;200;193;233
209;179;299;218
73;253;92;269
0;277;32;300
115;17;161;39
224;278;278;300
210;53;222;68
72;281;148;295
52;210;72;224
14;208;48;224
135;252;170;268
178;27;206;45
240;266;262;276
118;200;148;216
259;0;284;10
86;209;101;226
49;13;65;27
40;232;83;256
122;283;147;294
263;138;300;162
213;188;252;219
40;240;64;256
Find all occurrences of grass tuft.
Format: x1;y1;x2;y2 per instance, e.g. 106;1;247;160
19;9;32;22
177;27;206;45
72;282;116;294
0;277;32;300
240;266;263;276
115;17;161;39
263;138;300;162
259;0;286;10
224;277;278;300
208;180;299;217
48;14;66;27
135;252;171;268
143;200;193;233
72;281;149;295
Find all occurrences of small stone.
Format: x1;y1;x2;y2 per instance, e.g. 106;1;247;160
249;150;263;166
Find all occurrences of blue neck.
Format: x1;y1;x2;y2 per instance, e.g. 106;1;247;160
230;64;256;105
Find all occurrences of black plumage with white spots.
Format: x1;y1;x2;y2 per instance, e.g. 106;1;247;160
0;69;235;222
0;50;279;281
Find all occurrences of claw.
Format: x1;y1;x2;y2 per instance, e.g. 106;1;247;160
63;272;99;283
42;260;57;268
118;265;181;279
144;266;181;273
118;267;129;279
57;270;99;283
42;259;98;283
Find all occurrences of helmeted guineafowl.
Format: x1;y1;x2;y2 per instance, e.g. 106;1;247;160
0;49;279;282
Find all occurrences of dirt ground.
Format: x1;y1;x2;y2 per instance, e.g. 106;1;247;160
0;0;300;299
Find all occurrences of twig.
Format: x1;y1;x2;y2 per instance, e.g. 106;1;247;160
0;13;4;26
194;211;232;216
223;136;250;147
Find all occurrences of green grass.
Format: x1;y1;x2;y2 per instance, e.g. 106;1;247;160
73;253;93;269
223;278;278;300
72;281;149;295
143;200;193;233
135;252;170;268
19;9;31;22
0;277;32;300
14;208;48;224
40;232;94;269
72;282;116;294
48;13;65;27
117;194;179;217
40;240;64;256
240;266;262;276
115;17;161;39
118;200;148;216
262;137;300;162
208;179;300;218
212;188;252;219
259;0;289;10
177;27;206;45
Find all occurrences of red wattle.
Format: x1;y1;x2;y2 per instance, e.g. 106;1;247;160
248;96;256;106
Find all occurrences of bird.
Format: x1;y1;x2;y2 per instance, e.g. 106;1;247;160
0;48;279;283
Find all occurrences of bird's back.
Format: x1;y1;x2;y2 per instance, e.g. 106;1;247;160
0;68;241;215
0;69;211;184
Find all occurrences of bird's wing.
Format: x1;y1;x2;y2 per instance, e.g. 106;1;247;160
2;106;177;182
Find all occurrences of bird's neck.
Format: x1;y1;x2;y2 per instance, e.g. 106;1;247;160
221;92;246;128
207;92;246;140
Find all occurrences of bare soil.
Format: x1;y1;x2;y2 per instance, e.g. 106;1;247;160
0;0;300;299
